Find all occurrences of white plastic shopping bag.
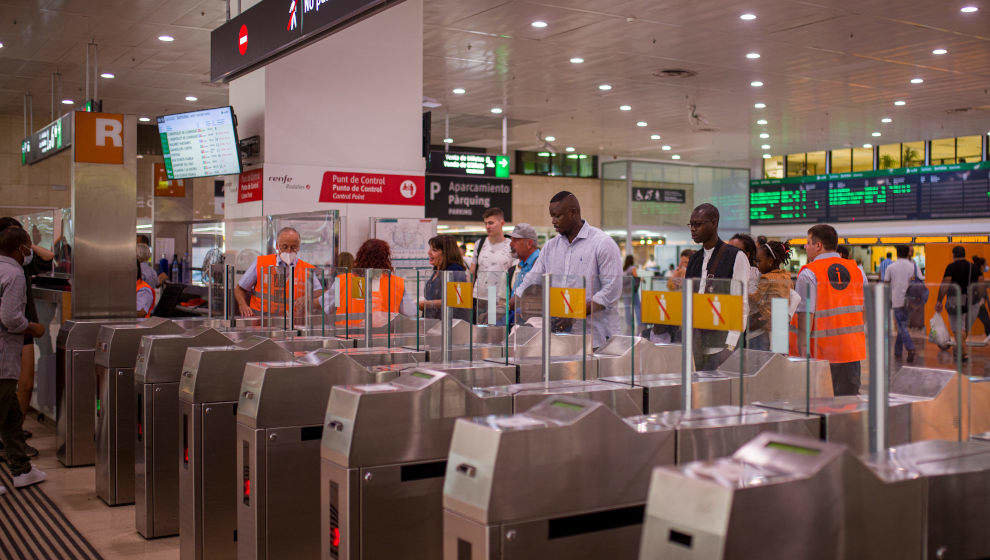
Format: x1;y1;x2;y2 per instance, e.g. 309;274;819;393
928;313;951;349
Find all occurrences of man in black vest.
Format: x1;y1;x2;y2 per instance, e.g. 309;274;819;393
685;203;752;370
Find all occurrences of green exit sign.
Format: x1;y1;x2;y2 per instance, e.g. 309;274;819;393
429;151;511;178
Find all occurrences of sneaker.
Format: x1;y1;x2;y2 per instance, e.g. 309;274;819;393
12;467;46;489
24;445;38;458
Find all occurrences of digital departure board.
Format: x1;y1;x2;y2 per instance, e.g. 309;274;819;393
750;162;990;224
427;151;510;178
157;106;241;180
20;113;72;165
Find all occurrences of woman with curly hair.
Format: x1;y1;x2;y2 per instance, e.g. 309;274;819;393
326;239;416;324
747;237;793;351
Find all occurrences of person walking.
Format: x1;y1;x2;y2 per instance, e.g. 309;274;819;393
885;244;923;363
935;245;980;361
623;254;641;331
471;208;515;324
878;252;894;281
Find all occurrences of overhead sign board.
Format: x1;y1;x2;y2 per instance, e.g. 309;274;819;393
427;151;510;178
632;187;686;204
426;176;512;222
211;0;396;82
74;112;124;164
21;113;72;165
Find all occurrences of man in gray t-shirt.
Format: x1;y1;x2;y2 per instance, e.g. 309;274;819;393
471;207;516;324
884;244;923;362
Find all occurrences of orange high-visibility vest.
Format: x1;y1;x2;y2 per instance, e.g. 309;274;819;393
789;256;866;363
250;254;316;312
136;279;154;318
335;272;405;326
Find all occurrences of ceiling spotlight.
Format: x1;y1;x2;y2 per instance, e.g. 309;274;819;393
740;13;757;20
158;35;174;42
894;100;906;106
650;134;661;140
745;52;761;59
750;80;764;87
100;72;115;79
0;42;4;49
490;107;503;114
763;154;772;159
671;154;681;160
636;121;648;127
932;48;948;55
139;117;151;122
531;20;548;28
759;132;770;139
545;136;556;141
881;117;892;123
761;144;771;149
565;146;575;152
136;155;144;159
661;145;671;151
619;105;631;111
863;143;873;148
452;87;466;94
872;131;881;137
598;84;612;91
185;95;198;101
756;119;768;125
443;138;453;143
569;57;584;64
960;6;978;12
754;102;766;109
910;77;924;84
61;99;74;105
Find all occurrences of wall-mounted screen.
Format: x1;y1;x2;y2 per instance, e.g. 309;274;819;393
157;106;242;180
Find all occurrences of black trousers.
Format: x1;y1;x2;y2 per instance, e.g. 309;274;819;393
0;379;30;475
829;361;861;396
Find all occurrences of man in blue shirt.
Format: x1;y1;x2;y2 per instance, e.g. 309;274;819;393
507;223;540;326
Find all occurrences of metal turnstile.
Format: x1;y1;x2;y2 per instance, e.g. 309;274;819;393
56;318;137;467
235;347;422;560
639;432;927;560
593;336;683;379
889;366;990;440
443;397;674;560
95;318;187;506
179;338;299;560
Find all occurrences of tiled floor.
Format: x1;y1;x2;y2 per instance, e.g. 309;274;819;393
19;416;179;560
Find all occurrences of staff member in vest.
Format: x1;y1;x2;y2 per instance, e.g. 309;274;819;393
792;224;867;396
234;227;322;317
136;261;154;318
323;239;416;325
685;204;751;370
509;191;622;348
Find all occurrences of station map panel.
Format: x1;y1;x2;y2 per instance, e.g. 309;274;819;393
750;162;990;224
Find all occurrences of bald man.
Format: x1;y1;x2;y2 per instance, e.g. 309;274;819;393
510;191;623;347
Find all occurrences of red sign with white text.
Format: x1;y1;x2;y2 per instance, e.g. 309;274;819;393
318;171;424;206
238;168;264;203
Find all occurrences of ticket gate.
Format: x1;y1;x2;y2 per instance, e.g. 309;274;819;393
889;366;990;440
95;318;187;506
593;336;683;379
235;348;423;560
639;432;927;560
56;318;137;467
178;338;300;560
443;397;675;560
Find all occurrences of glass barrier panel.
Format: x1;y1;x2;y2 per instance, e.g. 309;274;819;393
548;273;589;381
391;267;434;350
470;270;511;362
442;269;475;363
510;269;544;363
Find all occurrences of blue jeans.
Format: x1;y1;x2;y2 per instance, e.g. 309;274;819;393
893;306;914;355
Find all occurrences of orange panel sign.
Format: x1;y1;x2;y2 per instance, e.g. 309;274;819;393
349;276;366;300
549;287;586;319
74;111;124;164
692;293;744;331
446;282;473;309
153;163;188;197
641;290;682;325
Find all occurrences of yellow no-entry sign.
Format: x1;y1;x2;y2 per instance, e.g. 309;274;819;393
350;276;366;299
692;293;743;331
446;281;474;309
549;287;586;319
641;291;682;325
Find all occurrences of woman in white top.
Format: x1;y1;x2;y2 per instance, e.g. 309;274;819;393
729;233;760;295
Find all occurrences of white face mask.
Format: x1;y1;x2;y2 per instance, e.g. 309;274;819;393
22;247;33;266
278;251;298;266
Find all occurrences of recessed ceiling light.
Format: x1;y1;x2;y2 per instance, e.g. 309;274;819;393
750;80;764;87
490;107;502;114
757;119;768;125
863;143;873;148
100;72;115;79
763;153;772;159
761;144;771;149
598;84;612;91
881;117;892;123
910;77;924;84
619;105;631;111
671;154;681;160
136;154;144;159
872;131;881;137
740;13;757;20
960;6;978;13
565;146;575;152
894;100;906;106
185;95;197;101
158;35;174;42
745;52;761;59
531;20;548;28
650;134;661;140
61;99;73;105
661;145;671;151
139;117;151;122
443;138;453;143
759;132;770;139
569;57;584;64
0;42;4;49
545;136;556;141
452;87;465;94
932;48;948;55
636;121;648;127
754;102;766;109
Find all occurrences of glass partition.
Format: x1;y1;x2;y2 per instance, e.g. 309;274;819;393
225;216;266;283
830;149;852;174
267;211;338;267
878;144;901;170
930;137;956;165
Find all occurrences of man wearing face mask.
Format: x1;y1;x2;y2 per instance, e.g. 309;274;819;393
234;227;321;317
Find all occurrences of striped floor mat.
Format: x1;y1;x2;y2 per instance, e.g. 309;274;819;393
0;463;104;560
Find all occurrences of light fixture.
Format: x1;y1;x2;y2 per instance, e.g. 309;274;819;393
569;57;584;64
137;154;144;159
881;117;892;123
661;145;671;151
872;131;881;137
619;105;631;111
61;99;74;105
750;80;764;87
650;134;661;140
100;72;115;79
545;135;556;141
745;52;761;59
932;48;948;55
636;121;648;127
761;144;771;149
910;77;924;84
863;143;873;148
531;20;548;28
537;152;550;157
671;154;681;160
158;35;174;42
894;100;906;106
185;95;197;101
443;138;453;143
139;117;151;122
565;146;575;152
756;119;767;125
490;107;503;114
598;84;612;91
754;102;766;109
452;87;465;94
960;6;978;13
740;13;757;20
0;42;4;49
762;154;772;159
759;132;770;138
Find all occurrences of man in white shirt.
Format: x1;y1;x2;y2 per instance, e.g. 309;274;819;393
684;203;751;370
885;244;923;363
471;207;515;324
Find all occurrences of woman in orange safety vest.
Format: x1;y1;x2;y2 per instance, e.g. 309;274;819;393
136;260;155;317
334;239;405;327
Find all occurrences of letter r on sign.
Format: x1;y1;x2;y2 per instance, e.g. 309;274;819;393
95;118;122;147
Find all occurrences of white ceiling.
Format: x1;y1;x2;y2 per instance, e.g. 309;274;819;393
1;0;989;169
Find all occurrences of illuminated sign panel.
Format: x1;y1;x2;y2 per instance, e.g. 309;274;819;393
21;113;72;165
157;106;242;180
427;151;510;178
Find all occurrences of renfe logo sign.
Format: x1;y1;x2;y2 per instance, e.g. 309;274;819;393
318;171;424;206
